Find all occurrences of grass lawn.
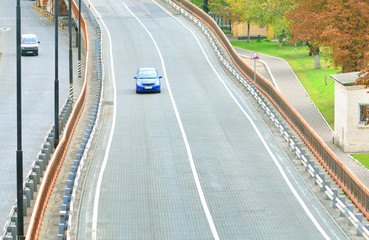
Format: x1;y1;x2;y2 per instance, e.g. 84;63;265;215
230;39;368;166
351;154;369;168
231;39;338;129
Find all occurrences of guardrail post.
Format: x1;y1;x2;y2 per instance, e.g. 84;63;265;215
69;172;76;182
63;195;69;205
7;222;16;237
332;189;339;206
38;158;45;173
355;214;363;235
3;234;13;240
40;152;48;167
319;173;325;191
65;188;71;202
306;160;314;172
325;180;331;189
26;179;36;193
313;166;319;179
42;143;51;162
23;196;27;216
10;214;17;227
338;197;345;214
24;187;32;203
347;205;354;225
67;180;73;189
33;166;41;184
48;131;55;153
60;209;67;225
58;222;65;235
31;171;39;185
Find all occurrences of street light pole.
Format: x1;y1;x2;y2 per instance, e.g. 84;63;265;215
78;0;81;78
69;0;73;101
16;0;24;238
55;0;59;147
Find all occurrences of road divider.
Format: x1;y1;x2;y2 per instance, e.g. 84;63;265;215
59;1;102;239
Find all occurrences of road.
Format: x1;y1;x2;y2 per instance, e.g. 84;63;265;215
0;0;70;231
70;0;347;239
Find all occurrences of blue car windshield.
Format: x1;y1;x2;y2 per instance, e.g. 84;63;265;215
22;38;37;44
138;70;157;79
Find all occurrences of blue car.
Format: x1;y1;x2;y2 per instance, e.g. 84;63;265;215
135;67;162;93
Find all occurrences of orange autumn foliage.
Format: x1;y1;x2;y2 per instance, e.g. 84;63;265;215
288;0;369;86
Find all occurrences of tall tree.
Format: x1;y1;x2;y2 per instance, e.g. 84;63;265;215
226;0;294;45
208;0;232;31
287;0;327;69
225;0;256;42
288;0;369;75
320;0;369;75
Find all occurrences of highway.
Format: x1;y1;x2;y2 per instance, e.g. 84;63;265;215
0;0;70;231
70;0;349;239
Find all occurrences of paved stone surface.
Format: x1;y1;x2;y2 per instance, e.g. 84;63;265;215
70;0;348;239
235;47;369;191
0;0;70;233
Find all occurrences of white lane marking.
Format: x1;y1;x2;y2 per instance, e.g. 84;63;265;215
153;1;331;240
0;27;11;31
121;1;220;240
85;0;117;239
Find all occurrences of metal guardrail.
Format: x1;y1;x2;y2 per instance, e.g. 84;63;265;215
58;1;102;239
164;0;369;237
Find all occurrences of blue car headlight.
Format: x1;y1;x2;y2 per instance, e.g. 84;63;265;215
136;81;142;86
155;80;160;85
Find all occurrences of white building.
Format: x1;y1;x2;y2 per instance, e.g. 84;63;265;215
331;72;369;152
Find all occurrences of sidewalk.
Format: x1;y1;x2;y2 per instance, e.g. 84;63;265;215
234;47;369;188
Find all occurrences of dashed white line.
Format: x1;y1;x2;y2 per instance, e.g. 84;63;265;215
120;1;220;239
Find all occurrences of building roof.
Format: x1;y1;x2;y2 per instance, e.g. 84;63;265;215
330;72;360;86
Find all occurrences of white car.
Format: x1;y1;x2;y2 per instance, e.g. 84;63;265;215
21;34;40;56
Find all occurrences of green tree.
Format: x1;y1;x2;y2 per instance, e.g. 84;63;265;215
225;0;256;42
190;0;209;12
226;0;294;45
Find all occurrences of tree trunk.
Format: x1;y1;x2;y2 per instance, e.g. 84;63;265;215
307;44;321;70
314;53;321;70
247;22;250;43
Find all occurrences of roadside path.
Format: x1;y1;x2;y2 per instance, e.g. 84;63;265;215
234;47;369;189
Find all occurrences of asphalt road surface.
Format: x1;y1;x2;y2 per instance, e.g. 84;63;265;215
0;0;69;231
72;0;348;239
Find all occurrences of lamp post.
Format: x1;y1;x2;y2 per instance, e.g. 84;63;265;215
55;0;59;147
69;0;73;100
16;0;24;238
78;0;81;78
